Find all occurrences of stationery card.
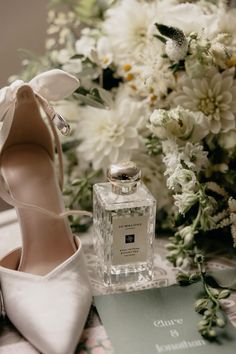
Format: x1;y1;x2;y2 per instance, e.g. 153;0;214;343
94;283;236;354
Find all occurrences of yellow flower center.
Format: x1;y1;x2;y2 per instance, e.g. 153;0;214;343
226;56;236;67
102;56;110;65
198;97;218;116
125;73;134;81
123;64;132;72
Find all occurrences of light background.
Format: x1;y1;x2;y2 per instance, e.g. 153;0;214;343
0;0;48;86
0;0;48;210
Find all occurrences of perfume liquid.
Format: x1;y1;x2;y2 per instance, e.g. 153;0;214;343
93;161;156;286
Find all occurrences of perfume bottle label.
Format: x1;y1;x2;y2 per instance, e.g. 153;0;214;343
112;215;148;265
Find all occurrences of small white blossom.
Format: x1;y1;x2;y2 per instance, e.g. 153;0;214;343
75;29;97;57
76;33;113;69
89;37;113;69
162;140;208;193
174;191;198;214
178;225;195;245
45;38;56;50
181;143;208;173
62;59;82;74
54;12;68;26
166;166;197;191
50;49;71;65
161;139;180;173
229;198;236;247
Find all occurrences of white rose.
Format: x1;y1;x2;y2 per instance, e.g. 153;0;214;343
148;107;205;142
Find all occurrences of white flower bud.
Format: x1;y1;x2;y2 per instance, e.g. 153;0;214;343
165;39;188;62
195;299;208;312
216;318;225;328
208;329;217;338
218;130;236;150
178;226;194;245
176;256;183;267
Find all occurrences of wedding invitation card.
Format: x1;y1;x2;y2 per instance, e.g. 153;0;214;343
94;283;236;354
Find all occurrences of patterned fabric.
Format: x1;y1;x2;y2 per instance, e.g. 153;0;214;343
0;209;236;353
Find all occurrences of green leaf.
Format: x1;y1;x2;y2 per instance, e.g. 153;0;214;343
74;93;106;109
96;87;113;108
195;298;209;313
153;34;167;44
218;289;231;299
176;272;191;286
62;139;80;152
169;60;185;73
74;0;102;23
70;54;85;60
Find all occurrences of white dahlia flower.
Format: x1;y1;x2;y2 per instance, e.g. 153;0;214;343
103;0;157;64
156;3;214;36
137;47;176;98
77;90;145;170
174;68;236;134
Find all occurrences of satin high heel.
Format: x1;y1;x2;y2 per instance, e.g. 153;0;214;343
0;70;92;354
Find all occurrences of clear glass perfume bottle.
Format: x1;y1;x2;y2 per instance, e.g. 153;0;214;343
93;161;156;286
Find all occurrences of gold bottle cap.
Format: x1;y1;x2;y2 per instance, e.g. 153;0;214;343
107;161;141;194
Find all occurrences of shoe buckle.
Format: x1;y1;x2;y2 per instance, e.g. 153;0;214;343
52;113;71;136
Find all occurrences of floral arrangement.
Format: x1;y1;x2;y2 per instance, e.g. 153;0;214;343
13;0;236;339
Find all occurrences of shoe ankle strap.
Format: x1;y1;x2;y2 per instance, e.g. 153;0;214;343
0;69;80;190
0;70;92;219
0;174;92;219
35;93;66;190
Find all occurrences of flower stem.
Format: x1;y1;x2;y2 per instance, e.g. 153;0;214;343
99;68;103;87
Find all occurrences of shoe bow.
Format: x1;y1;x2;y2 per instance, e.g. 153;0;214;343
0;69;80;135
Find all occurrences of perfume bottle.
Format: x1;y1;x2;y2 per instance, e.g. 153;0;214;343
93;161;156;286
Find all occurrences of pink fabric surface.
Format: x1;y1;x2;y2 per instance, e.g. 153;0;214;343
0;342;39;354
0;314;112;354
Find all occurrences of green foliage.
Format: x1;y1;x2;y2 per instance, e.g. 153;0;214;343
12;50;53;82
196;262;230;339
74;87;112;109
73;0;111;24
145;135;162;156
177;255;230;340
169;60;185;73
153;34;167;44
64;170;101;232
75;0;101;23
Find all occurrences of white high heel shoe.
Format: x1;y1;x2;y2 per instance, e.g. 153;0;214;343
0;70;92;354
